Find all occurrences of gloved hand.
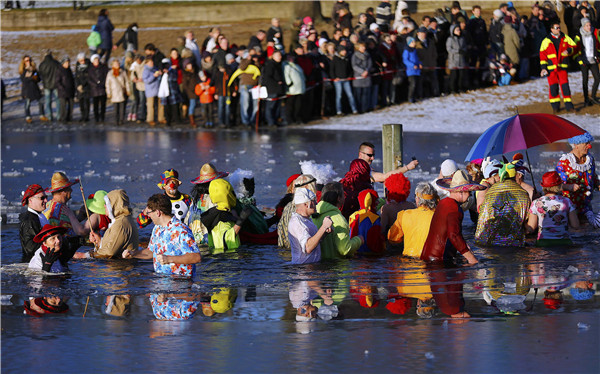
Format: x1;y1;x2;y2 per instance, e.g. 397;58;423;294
236;208;252;226
40;248;61;272
585;210;600;229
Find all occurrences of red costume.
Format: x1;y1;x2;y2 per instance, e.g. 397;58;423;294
421;198;469;262
539;31;577;111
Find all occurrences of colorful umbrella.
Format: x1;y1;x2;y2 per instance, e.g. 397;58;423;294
465;113;587;161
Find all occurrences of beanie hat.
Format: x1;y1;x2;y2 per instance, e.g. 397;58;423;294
76;52;85;61
440;159;459;177
406;36;415;45
370;23;380;32
493;9;504;19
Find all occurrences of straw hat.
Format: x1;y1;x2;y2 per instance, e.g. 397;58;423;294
190;163;229;184
85;190;108;215
45;172;79;193
436;170;487;192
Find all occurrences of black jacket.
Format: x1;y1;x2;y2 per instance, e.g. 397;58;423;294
330;54;353;79
56;66;75;99
20;68;42;100
38;54;61;90
182;69;200;99
75;60;91;98
19;211;42;262
88;62;109;97
261;59;285;97
416;36;438;68
115;25;138;51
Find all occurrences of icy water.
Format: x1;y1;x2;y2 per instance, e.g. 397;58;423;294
2;128;599;372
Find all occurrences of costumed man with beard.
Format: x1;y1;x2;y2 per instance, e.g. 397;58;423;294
539;22;578;113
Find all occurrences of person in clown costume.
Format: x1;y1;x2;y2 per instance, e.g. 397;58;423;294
349;189;385;255
556;131;600;228
137;168;192;228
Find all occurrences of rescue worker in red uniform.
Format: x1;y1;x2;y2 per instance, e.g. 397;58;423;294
539;22;578;113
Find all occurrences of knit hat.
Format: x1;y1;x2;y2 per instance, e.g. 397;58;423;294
568;131;594;144
303;16;313;25
294;188;316;204
22;184;45;206
61;56;70;64
91;54;100;62
157;169;181;189
76;52;86;61
33;224;68;243
406;36;416;45
581;18;591;28
45;172;79;193
493;9;504;19
370;23;380;31
85;190;108;214
225;53;234;62
440;159;459;177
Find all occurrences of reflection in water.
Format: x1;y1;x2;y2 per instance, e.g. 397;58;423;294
149;293;201;321
23;296;69;317
105;295;131;317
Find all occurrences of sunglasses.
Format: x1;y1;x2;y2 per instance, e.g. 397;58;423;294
552;26;560;29
361;151;375;158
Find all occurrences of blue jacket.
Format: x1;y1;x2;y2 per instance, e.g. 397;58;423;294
402;47;421;77
143;65;160;97
96;15;114;49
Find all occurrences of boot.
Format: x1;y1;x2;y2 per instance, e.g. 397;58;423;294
189;115;196;128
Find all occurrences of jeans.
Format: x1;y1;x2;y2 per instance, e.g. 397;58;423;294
265;98;281;126
43;88;59;120
188;98;197;116
581;63;600;100
24;98;44;118
217;96;230;125
353;86;370;113
370;83;379;110
136;90;146;120
333;80;357;114
79;97;90;121
239;84;256;125
59;97;73;122
407;75;421;103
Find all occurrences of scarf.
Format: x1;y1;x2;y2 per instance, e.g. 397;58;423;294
112;67;120;77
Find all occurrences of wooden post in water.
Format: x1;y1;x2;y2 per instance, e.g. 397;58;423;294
382;124;403;175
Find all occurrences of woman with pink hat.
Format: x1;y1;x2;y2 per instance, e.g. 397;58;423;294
526;171;580;247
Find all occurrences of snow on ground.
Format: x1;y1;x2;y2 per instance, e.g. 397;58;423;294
304;72;600;135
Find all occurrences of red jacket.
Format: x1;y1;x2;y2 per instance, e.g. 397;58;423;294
195;79;215;104
539;32;577;71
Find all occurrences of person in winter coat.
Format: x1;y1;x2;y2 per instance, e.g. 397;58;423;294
56;57;75;123
446;24;467;94
87;25;101;56
502;16;521;73
416;27;439;98
195;70;215;127
312;182;363;260
211;62;232;127
74;53;91;122
340;158;373;219
96;8;115;63
351;42;372;113
282;54;306;125
38;51;61;121
574;18;600;106
19;55;45;123
466;5;488;87
330;45;358;115
88;54;109;123
182;62;200;127
89;189;139;259
142;57;165;126
115;23;138;53
403;36;422;103
489;9;505;59
158;59;183;126
105;58;131;125
228;55;261;126
261;50;285;126
129;54;146;123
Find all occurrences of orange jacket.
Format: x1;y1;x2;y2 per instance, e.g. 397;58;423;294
195;79;216;104
539;33;577;71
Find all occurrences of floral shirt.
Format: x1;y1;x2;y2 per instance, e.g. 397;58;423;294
148;217;200;277
556;153;597;213
529;195;575;240
149;294;199;320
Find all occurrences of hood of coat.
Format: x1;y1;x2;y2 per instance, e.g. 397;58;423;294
450;24;460;35
107;189;132;218
209;179;237;211
316;200;340;216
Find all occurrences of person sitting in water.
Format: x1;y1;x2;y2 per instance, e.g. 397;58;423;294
388;182;439;259
312;182;363;260
526;171;580;246
186;163;229;245
357;142;418;183
43;171;89;238
200;179;251;254
278;174;318;248
556;131;600;228
349;189;385;255
137;169;192;227
19;184;50;262
475;161;531;247
123;194;200;277
421;170;483;265
28;224;70;272
89;189;139;258
288;188;333;264
379;173;415;237
80;190;110;233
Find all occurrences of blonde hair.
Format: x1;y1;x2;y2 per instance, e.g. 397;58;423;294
293;174;317;194
18;55;35;75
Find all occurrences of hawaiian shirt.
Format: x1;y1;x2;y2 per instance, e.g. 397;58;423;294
148;217;200;277
556;153;597;213
529;195;575;240
149;294;200;320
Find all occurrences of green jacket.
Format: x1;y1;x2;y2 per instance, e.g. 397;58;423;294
312;201;362;260
87;31;101;49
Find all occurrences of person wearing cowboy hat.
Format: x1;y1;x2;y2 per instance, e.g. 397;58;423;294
526;171;580;247
137;169;192;228
475;161;531;247
28;224;70;272
186;163;229;245
43;171;88;238
123;194;200;277
19;184;50;262
421;170;483;264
